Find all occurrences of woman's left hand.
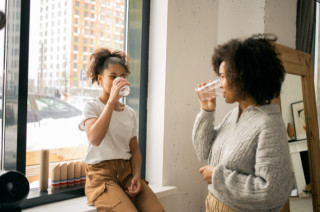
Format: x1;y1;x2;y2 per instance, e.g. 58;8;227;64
199;166;215;184
126;176;142;197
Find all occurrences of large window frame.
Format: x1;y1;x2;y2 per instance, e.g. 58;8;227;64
0;0;150;209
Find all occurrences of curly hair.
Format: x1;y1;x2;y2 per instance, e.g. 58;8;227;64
211;33;285;105
87;48;130;85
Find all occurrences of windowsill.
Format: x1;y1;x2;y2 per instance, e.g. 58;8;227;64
22;185;177;212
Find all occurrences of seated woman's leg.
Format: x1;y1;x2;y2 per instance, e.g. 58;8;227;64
86;180;138;212
132;180;166;212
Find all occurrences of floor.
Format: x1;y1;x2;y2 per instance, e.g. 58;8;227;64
290;197;313;212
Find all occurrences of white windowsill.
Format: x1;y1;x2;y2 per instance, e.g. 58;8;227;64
22;185;177;212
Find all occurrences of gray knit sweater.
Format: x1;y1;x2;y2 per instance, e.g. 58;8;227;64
192;104;293;212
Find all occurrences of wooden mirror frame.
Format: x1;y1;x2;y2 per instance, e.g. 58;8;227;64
273;43;320;212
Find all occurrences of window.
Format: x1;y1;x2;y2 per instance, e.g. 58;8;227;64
107;9;111;16
83;55;87;61
99;41;103;46
100;32;103;38
84;12;88;17
82;64;86;69
84;29;88;35
83;47;87;52
99;24;103;30
83;38;87;43
91;22;95;29
73;63;78;68
85;21;88;27
107;17;111;23
1;0;147;208
84;3;89;9
90;48;94;53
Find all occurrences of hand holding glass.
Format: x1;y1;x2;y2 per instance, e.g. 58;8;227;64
113;77;130;97
196;79;222;101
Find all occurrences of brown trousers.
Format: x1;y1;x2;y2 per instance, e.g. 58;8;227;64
85;159;166;212
206;192;237;212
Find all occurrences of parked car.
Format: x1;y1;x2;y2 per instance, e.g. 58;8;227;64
66;96;94;110
0;93;82;124
27;93;82;123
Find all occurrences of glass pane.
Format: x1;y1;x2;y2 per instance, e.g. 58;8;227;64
126;0;142;134
0;1;5;169
27;0;127;189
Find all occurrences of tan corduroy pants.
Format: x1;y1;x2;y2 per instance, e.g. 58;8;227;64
85;159;165;212
206;192;237;212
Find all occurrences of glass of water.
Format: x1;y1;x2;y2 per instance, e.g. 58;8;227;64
196;79;222;101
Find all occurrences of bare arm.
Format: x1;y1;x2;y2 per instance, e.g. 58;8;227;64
84;79;130;146
126;136;142;197
129;136;141;178
84;101;116;146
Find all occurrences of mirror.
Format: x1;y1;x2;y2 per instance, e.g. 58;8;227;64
273;43;320;212
280;74;312;212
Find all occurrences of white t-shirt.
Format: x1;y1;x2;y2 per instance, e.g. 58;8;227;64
79;98;138;164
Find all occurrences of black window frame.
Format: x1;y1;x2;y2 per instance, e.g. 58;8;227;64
0;0;150;209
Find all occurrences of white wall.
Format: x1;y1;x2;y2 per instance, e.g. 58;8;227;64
147;1;297;212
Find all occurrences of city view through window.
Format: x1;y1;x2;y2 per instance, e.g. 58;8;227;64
25;0;127;188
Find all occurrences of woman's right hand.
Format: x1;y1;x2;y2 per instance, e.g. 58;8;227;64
109;78;130;104
195;81;216;112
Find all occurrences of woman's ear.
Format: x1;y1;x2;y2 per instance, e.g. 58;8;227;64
98;74;103;84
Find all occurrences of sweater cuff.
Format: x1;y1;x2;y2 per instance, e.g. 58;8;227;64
200;107;215;115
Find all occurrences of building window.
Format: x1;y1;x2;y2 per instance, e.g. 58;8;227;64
83;47;87;52
83;55;87;61
83;38;87;44
99;32;103;38
82;64;86;69
91;14;95;19
74;19;78;25
91;5;95;10
99;24;103;30
74;54;77;60
73;63;77;68
99;41;103;46
90;48;94;53
74;46;78;51
107;17;111;24
85;3;89;9
74;27;78;33
91;22;95;29
84;12;88;17
90;39;94;45
75;10;79;16
75;1;79;7
84;29;88;35
91;31;95;36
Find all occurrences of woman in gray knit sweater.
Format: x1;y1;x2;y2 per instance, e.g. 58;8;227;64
192;34;292;212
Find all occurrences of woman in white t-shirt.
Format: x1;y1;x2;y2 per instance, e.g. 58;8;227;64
79;48;165;212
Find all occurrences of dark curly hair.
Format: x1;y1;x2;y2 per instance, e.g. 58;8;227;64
87;48;130;85
211;33;285;105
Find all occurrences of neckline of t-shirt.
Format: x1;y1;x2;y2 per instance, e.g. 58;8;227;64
96;98;126;113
